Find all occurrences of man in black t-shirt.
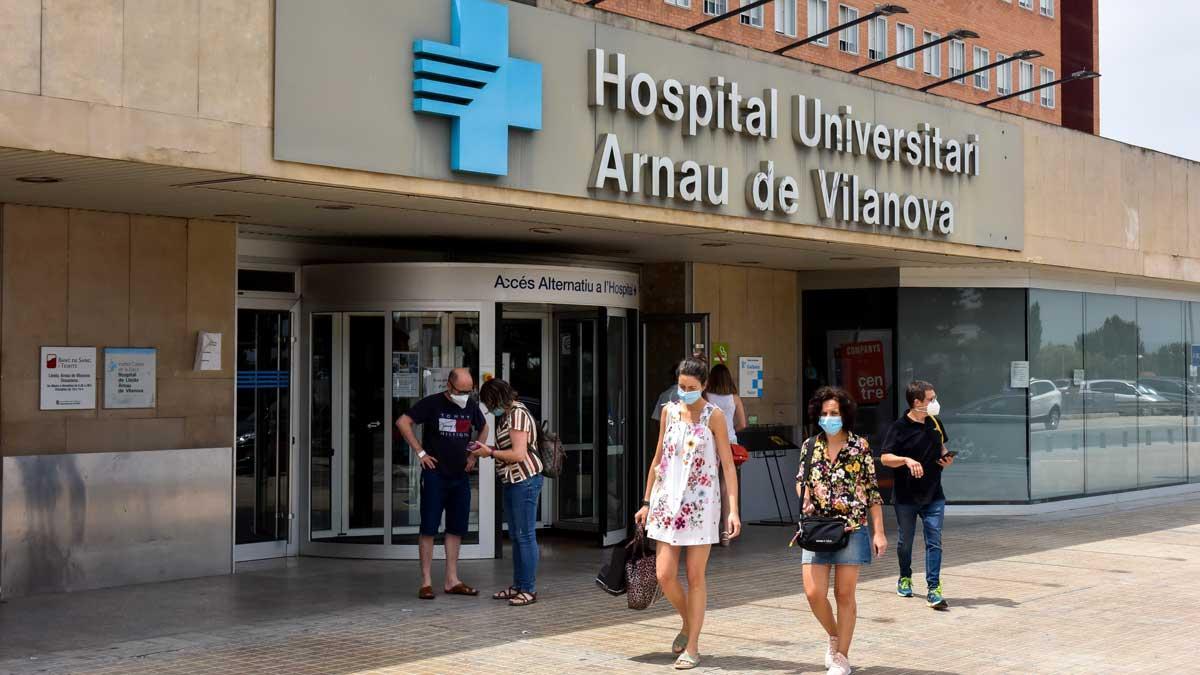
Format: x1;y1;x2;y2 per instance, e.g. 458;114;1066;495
397;368;489;600
881;380;955;610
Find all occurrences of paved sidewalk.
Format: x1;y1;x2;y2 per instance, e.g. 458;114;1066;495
1;496;1198;674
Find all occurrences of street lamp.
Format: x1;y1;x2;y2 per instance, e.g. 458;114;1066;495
921;49;1043;92
853;28;979;74
775;4;908;55
688;0;775;32
980;69;1100;107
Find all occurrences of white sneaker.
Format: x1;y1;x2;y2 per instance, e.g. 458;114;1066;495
826;652;852;675
824;636;839;669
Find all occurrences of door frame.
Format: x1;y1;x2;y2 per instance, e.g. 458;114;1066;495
234;297;302;563
496;308;554;529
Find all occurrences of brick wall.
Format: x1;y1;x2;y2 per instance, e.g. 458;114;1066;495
575;0;1081;129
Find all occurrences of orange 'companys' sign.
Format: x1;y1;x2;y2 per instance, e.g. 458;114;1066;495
836;340;887;405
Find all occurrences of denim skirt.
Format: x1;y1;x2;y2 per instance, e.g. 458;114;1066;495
801;527;872;566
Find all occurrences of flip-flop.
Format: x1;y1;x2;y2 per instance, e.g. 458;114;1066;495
418;585;435;600
671;631;688;655
444;582;479;596
674;652;700;670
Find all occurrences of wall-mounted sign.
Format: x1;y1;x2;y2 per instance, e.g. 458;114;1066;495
104;348;157;409
1073;368;1086;386
834;340;887;405
1010;361;1030;389
40;347;97;410
712;342;730;365
739;356;763;399
194;332;222;371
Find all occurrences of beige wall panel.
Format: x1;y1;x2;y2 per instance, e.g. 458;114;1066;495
691;263;720;317
1025;234;1142;277
184;414;234;448
716;266;748;350
130;216;189;376
185;220;236;378
0;0;42;94
2;205;69;380
1190;166;1200;260
1059;131;1089;243
3;420;67;455
42;0;123;106
1025;126;1064;240
745;269;773;358
1118;147;1151;252
771;270;798;384
87;105;241;172
199;0;273;127
128;417;187;451
1085;137;1123;247
123;0;200;116
65;418;130;453
67;210;130;348
0;90;90;155
1;377;96;424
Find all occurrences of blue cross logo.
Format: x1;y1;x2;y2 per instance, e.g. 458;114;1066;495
413;0;542;176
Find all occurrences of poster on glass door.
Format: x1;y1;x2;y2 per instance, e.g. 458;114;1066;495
827;330;893;407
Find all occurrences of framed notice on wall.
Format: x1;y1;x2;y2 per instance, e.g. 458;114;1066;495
104;348;157;409
739;356;763;398
40;346;97;410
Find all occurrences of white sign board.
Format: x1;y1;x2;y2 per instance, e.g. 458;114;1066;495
739;356;764;399
392;351;420;398
1010;361;1030;389
40;347;97;410
104;348;157;409
1072;368;1085;386
194;331;222;371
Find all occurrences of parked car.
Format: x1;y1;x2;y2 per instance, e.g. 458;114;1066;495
1080;379;1168;416
1029;379;1063;429
1137;377;1197;415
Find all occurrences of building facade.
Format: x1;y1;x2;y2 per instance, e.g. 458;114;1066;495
0;0;1194;598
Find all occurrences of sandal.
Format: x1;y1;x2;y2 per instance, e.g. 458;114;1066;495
492;587;520;600
671;631;689;655
674;652;700;670
418;585;435;600
444;582;478;596
508;591;537;606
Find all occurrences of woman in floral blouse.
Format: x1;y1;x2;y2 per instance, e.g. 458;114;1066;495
795;386;887;675
635;357;741;670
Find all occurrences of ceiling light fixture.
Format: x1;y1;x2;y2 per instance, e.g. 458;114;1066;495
530;227;561;234
737;260;761;265
315;204;354;211
700;242;731;248
15;176;61;184
213;213;251;219
830;256;856;261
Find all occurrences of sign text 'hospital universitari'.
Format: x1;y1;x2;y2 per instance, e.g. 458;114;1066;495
587;49;982;237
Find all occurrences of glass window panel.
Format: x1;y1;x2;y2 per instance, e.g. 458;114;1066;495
898;288;1028;502
868;17;886;60
1082;294;1138;493
310;314;334;533
839;5;858;54
1028;290;1084;499
1137;298;1186;487
922;31;940;76
1188;303;1200;483
346;315;385;542
896;24;915;69
606;316;628;535
806;0;826;44
776;0;797;37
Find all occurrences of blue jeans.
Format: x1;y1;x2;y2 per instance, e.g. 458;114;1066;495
503;474;543;593
894;499;945;589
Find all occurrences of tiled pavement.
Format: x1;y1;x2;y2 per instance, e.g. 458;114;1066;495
1;495;1199;674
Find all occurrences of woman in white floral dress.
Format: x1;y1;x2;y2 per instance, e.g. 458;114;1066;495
635;358;741;670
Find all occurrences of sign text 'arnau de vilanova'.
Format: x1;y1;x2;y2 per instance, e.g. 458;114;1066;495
587;49;981;238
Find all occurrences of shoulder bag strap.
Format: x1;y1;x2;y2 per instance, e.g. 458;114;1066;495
930;415;946;444
797;437;816;521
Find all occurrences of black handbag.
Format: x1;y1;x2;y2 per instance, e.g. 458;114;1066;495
792;437;850;552
595;538;630;595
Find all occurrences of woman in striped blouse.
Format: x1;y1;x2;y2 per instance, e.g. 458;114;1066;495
473;378;544;606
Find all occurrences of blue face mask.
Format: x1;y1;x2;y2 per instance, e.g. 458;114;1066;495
819;415;844;436
677;388;702;405
491;407;505;417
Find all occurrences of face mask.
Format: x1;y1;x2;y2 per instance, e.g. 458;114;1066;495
491;407;505;417
819;415;843;436
450;393;470;408
677;388;702;405
926;400;941;416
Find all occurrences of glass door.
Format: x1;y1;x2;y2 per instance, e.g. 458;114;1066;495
602;310;630;545
554;314;598;531
499;313;550;527
235;305;297;561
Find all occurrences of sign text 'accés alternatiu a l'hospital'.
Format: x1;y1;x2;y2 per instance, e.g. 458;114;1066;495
586;49;981;237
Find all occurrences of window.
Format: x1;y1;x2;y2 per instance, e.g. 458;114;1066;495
868;16;887;60
740;1;764;28
777;0;797;37
1019;0;1032;9
1019;60;1034;101
949;39;965;83
972;46;990;89
922;31;941;76
996;53;1012;95
666;0;691;7
838;5;859;54
1040;0;1054;17
806;0;827;44
704;0;727;15
896;23;915;69
1040;66;1056;107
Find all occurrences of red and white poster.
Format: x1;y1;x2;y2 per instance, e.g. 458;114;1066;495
827;330;893;407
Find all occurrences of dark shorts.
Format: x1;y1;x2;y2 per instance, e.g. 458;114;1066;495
419;470;471;537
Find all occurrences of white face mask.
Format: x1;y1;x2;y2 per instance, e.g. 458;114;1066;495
926;399;941;416
450;393;470;408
